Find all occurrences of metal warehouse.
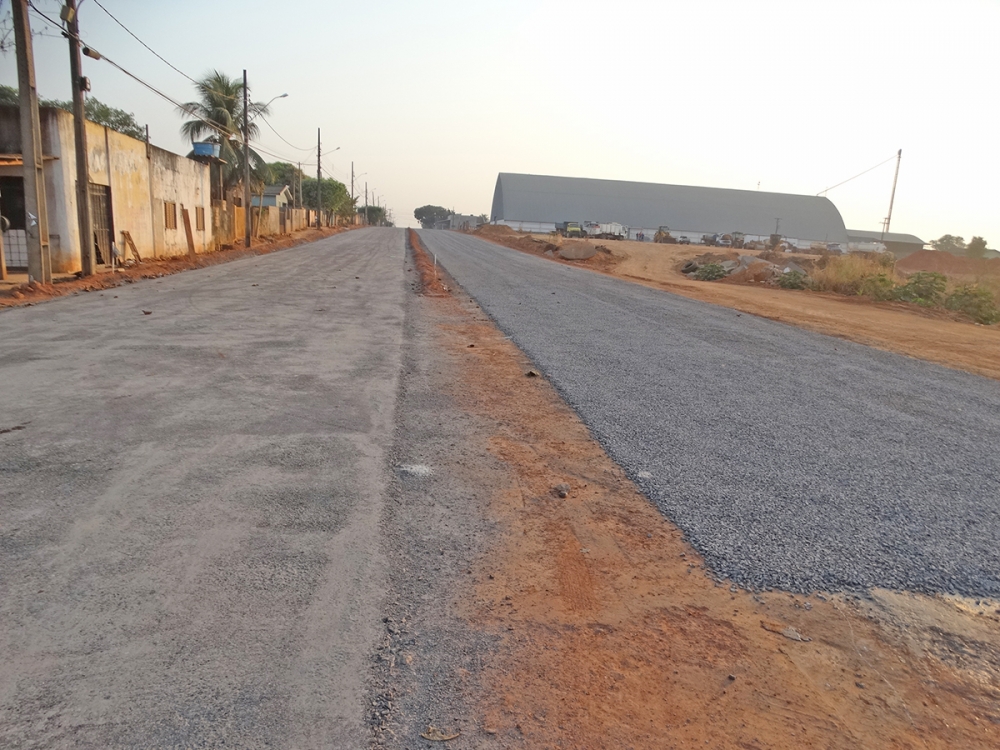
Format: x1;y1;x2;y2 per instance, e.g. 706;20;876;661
490;172;851;245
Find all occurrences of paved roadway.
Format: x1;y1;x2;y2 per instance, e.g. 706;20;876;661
0;229;404;748
420;230;1000;598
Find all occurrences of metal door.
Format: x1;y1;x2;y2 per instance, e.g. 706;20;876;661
88;183;113;265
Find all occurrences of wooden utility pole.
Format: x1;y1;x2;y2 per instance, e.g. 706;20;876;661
66;0;95;275
315;128;322;228
243;69;251;248
881;149;902;242
12;0;51;283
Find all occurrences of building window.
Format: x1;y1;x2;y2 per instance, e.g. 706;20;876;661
195;206;205;231
164;201;177;230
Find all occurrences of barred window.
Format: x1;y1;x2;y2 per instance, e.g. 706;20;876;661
164;201;177;230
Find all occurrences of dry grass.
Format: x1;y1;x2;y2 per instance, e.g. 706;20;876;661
810;254;899;295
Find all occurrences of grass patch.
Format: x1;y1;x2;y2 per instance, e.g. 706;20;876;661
944;285;1000;325
810;254;899;295
694;263;728;281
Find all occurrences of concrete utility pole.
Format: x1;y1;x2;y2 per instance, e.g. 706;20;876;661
243;69;251;248
297;162;302;209
316;128;321;228
364;182;369;226
881;149;902;242
350;161;354;205
12;0;52;283
66;0;94;275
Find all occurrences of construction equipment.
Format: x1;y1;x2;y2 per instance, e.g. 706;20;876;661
583;221;628;240
555;221;586;238
729;232;745;249
653;226;675;244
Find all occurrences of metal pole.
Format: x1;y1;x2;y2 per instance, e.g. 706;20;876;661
882;149;902;242
243;69;251;248
12;0;51;283
66;0;95;276
316;128;321;228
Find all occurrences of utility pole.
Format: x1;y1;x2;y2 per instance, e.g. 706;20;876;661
65;0;94;275
350;161;354;204
12;0;51;283
297;162;302;209
315;128;321;228
243;69;251;248
881;149;902;242
364;182;369;226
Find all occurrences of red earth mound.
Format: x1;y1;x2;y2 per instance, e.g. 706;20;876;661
897;250;1000;277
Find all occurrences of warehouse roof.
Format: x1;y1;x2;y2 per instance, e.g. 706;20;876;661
491;173;850;243
846;229;926;245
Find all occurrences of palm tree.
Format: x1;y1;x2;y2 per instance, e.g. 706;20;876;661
178;71;272;199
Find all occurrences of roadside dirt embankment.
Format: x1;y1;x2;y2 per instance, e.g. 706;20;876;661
471;228;1000;381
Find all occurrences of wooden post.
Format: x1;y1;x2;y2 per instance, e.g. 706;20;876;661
181;207;196;258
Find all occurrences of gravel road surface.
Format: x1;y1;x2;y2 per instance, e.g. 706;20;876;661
0;229;404;748
420;230;1000;598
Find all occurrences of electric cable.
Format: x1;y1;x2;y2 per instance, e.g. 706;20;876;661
816;153;898;196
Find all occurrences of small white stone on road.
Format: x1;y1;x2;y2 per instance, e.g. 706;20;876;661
398;464;433;477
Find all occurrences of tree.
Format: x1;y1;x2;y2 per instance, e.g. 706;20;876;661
931;235;966;255
301;176;354;218
966;236;988;259
1;84;144;139
267;162;303;190
178;71;272;196
359;205;391;226
414;204;451;229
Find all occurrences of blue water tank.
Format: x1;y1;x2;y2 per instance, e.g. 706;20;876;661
193;142;220;158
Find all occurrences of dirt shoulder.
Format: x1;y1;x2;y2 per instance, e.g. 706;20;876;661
402;234;1000;749
470;228;1000;382
0;226;350;309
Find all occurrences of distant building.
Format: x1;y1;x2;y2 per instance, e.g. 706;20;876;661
251;185;292;208
490;172;851;245
846;229;926;258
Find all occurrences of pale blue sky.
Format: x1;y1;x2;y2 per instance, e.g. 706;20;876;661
3;0;998;242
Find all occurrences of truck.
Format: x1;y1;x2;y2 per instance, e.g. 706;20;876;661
583;221;629;240
554;221;586;238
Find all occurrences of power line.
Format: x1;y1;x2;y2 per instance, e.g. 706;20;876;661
816;153;898;196
90;0;199;85
258;113;313;151
25;3;328;175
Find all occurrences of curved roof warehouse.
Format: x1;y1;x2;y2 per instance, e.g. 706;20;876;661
490;173;851;244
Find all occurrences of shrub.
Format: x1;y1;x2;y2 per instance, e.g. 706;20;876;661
893;272;947;306
776;270;808;289
694;263;728;281
944;285;1000;325
858;273;897;300
810;254;898;295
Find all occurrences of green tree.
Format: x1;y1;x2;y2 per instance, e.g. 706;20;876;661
267;162;304;191
301;177;354;217
966;236;988;259
359;205;390;226
414;204;450;228
1;84;144;140
178;71;272;194
931;234;966;255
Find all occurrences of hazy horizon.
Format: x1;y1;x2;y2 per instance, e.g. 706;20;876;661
3;0;997;245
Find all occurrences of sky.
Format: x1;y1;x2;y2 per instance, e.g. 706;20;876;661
2;0;998;241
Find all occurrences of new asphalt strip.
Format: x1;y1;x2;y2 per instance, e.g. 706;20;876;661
419;229;1000;598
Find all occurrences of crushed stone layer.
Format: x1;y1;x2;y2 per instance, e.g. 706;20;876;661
419;229;1000;598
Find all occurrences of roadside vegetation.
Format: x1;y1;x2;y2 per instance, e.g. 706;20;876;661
806;255;1000;324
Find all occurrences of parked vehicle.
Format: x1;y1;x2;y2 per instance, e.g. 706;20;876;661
827;242;844;254
677;236;691;245
583;221;629;240
702;234;718;246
